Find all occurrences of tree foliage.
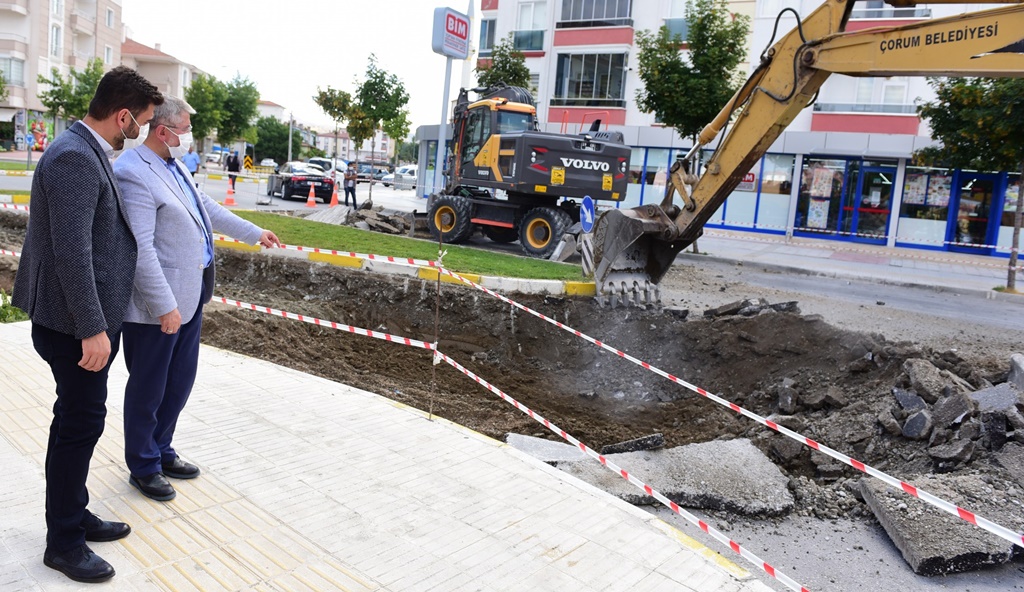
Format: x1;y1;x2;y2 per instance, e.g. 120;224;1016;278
349;56;409;201
916;77;1024;290
0;72;7;103
382;109;410;165
634;0;749;141
253;116;300;166
475;35;531;90
217;75;260;146
69;59;104;119
37;67;74;127
313;86;352;127
185;73;228;152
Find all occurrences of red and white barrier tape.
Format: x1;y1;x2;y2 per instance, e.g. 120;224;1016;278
433;349;810;592
213;236;438;268
0;203;30;212
434;265;1024;550
212;290;810;590
701;229;1024;272
211;296;436;351
0;248;20;258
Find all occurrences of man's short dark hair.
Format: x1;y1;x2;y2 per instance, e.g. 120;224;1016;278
87;66;164;121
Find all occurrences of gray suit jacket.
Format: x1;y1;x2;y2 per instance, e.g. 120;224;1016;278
114;145;262;325
12;121;138;339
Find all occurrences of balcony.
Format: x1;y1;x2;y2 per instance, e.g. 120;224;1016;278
0;33;27;59
512;30;544;51
813;102;917;115
550;97;626;108
0;0;28;15
71;10;97;35
69;50;95;69
556;17;632;29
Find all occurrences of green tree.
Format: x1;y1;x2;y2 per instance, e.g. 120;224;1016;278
185;73;228;153
350;56;409;203
253;116;300;166
475;34;531;90
313;86;352;159
37;67;75;130
0;72;8;103
68;58;104;120
916;77;1024;291
217;75;259;147
634;0;750;143
381;109;410;167
397;140;418;164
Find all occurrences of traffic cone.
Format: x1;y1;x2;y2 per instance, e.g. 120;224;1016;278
329;185;339;208
305;184;317;208
224;184;237;206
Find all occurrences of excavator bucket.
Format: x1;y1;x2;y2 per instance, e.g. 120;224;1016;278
591;205;691;307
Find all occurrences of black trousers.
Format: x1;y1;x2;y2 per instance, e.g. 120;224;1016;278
31;323;120;553
344;185;357;206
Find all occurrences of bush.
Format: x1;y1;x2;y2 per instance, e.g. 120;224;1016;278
0;289;27;323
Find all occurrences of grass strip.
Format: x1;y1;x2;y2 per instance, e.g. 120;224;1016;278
232;210;584;281
0;161;36;171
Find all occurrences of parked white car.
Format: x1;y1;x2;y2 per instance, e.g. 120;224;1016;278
382;165;417;190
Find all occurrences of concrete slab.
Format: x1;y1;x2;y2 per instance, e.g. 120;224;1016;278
0;322;773;592
505;433;587;464
554;439;794;516
861;475;1024;575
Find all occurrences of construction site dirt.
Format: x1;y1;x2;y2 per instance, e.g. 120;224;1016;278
1;210;1022;591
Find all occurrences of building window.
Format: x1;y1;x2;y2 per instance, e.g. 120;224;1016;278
51;0;64;15
665;0;688;39
552;52;626;107
50;25;63;58
106;8;115;27
896;166;951;246
558;0;632;29
515;1;546;50
0;57;25;86
104;45;113;65
479;19;496;56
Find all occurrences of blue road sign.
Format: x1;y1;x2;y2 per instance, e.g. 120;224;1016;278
581;195;595;233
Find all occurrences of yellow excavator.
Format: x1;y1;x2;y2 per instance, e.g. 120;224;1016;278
592;0;1024;304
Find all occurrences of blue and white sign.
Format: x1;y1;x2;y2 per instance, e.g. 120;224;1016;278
580;195;595;233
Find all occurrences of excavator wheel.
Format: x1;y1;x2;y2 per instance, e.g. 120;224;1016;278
519;207;572;258
481;225;519;244
428;195;474;244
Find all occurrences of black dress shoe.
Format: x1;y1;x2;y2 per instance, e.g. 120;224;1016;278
129;472;176;501
81;510;131;542
161;456;200;479
43;544;115;583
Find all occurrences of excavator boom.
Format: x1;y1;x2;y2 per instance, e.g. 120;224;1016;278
591;0;1024;302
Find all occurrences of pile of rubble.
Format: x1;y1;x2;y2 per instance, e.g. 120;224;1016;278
304;205;419;236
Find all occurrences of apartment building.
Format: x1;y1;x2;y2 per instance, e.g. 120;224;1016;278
1;0;122;148
315;128;393;164
416;0;1018;261
120;38;196;99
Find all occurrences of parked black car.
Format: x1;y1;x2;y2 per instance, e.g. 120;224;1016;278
268;162;335;201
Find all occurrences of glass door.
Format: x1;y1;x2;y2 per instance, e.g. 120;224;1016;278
950;173;998;253
844;166;895;242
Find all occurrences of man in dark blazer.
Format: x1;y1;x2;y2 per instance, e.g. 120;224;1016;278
12;66;162;584
114;95;279;502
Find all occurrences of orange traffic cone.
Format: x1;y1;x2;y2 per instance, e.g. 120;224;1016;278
329;185;339;208
305;184;317;208
224;184;237;206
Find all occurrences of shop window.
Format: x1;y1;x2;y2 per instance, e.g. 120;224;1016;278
759;154;795;231
997;174;1021;253
896;166;951;246
623;146;645;208
798;158;847;232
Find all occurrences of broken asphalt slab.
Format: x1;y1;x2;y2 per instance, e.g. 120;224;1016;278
860;474;1024;575
553;438;794;516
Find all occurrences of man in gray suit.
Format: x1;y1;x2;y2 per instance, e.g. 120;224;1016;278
114;95;280;502
12;66;163;583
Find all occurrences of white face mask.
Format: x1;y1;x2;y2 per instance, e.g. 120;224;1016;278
118;112;149;151
164;129;193;159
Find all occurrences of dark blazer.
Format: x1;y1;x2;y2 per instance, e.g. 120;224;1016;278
12;121;138;340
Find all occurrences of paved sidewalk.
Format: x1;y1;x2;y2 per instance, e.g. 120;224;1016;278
0;322;772;592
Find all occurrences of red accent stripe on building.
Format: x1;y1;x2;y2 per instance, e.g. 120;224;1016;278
547;107;626;126
481;0;499;10
811;113;920;135
553;27;634;46
520;51;545;58
476;58;492;69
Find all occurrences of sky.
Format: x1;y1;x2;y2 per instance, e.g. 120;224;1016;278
121;0;480;137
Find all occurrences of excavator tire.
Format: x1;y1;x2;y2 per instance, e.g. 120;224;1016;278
481;225;519;244
519;207;572;258
428;195;474;243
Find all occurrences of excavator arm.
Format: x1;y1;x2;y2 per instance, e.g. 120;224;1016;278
592;0;1024;303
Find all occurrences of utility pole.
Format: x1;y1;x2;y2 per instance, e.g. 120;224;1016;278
287;114;293;163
